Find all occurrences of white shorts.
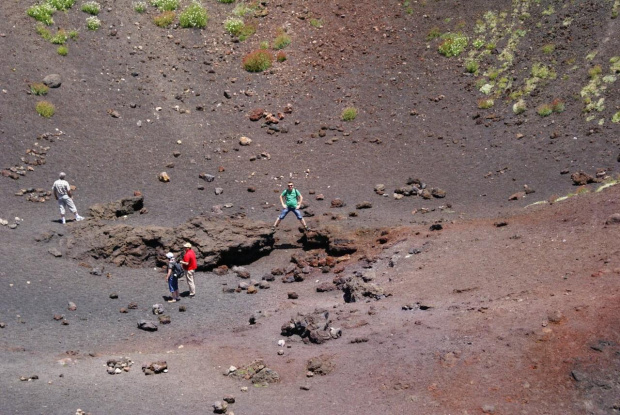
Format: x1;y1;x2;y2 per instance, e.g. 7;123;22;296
58;196;77;215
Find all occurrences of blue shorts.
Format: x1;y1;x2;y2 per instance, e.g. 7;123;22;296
279;207;303;220
168;276;178;293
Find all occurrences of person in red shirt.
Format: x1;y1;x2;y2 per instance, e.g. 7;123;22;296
180;242;197;298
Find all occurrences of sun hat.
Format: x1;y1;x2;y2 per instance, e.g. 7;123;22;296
183;242;192;248
166;252;174;259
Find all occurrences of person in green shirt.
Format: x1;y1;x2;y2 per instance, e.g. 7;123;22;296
273;182;309;230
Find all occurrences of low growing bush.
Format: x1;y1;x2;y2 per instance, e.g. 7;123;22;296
133;1;147;12
272;32;291;50
179;1;207;28
551;98;565;113
81;1;100;15
30;83;49;96
465;60;479;73
588;65;602;78
217;0;235;3
36;24;52;40
513;99;526;114
27;4;56;25
232;3;253;16
50;29;68;44
36;101;56;118
47;0;76;10
86;16;101;30
68;29;79;39
276;51;287;62
154;11;175;27
541;43;555;54
238;24;255;41
57;45;68;55
151;0;179;11
341;107;358;121
242;50;273;72
477;98;494;109
438;32;468;57
536;103;553;117
612;111;620;123
224;17;244;35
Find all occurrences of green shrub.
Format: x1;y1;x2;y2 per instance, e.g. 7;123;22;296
472;38;484;49
57;45;68;55
542;6;555;15
513;99;526;114
68;29;79;39
133;1;147;12
36;101;56;118
154;11;175;27
30;83;49;96
27;4;56;25
224;17;244;35
151;0;179;11
341;107;358;121
531;63;555;79
47;0;76;10
611;111;620;123
465;60;479;73
488;69;499;80
81;1;100;15
485;42;496;51
86;16;101;30
276;51;287;62
309;18;323;28
426;27;441;40
588;65;602;78
611;56;620;73
238;24;255;41
541;44;555;54
36;23;52;40
217;0;235;3
551;99;565;113
438;32;468;57
273;31;291;50
536;103;553;116
477;98;494;109
179;1;207;28
50;29;68;44
242;49;273;72
259;41;269;49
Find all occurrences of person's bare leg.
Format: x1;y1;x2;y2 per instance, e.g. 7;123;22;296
300;218;308;230
273;218;281;227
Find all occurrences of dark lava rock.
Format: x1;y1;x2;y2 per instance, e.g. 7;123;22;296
61;215;275;270
307;355;335;375
137;320;158;331
89;196;144;220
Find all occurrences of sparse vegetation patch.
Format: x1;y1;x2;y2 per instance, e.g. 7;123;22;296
50;29;68;44
513;99;526;114
438;32;468;57
151;0;179;11
276;51;287;62
341;107;358;121
536;103;553;117
57;45;68;55
48;0;75;10
224;17;244;35
133;1;147;12
272;30;291;50
81;1;101;15
242;50;273;72
477;98;494;109
179;1;207;28
86;15;101;30
154;11;175;27
27;4;56;25
36;101;56;118
30;83;49;96
309;18;323;28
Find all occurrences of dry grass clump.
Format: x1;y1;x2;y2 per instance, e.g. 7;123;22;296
154;11;175;27
242;50;273;72
36;101;56;118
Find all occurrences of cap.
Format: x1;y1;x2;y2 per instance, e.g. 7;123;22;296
165;252;174;259
183;242;192;248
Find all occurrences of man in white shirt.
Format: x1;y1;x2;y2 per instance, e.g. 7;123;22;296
52;172;84;224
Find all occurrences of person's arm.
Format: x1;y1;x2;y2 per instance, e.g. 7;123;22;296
166;264;172;279
180;253;188;265
280;193;286;208
53;187;59;200
296;190;303;208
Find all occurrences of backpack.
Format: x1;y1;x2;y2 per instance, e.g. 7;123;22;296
171;261;185;278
